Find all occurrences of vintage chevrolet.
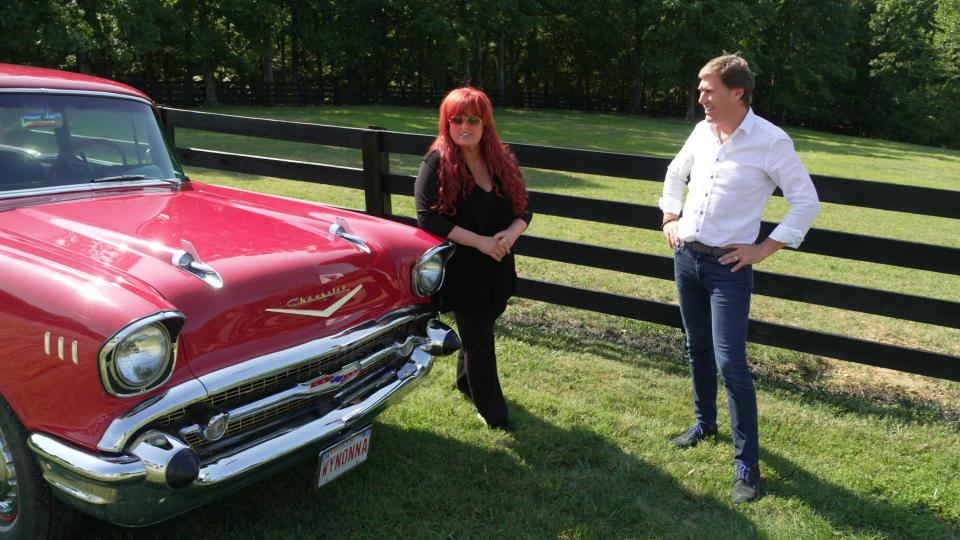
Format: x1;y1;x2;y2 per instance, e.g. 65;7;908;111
0;64;458;538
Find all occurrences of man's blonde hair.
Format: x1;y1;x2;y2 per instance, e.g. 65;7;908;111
699;53;754;107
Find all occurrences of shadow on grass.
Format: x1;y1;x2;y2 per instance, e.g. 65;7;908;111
79;404;757;539
763;449;958;538
524;168;608;191
499;312;960;430
792;131;960;166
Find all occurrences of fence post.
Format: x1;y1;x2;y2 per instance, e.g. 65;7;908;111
361;126;392;217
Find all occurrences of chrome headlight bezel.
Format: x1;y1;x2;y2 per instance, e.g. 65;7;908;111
99;311;185;397
411;243;455;297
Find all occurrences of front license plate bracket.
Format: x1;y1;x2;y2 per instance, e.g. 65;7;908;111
317;427;372;488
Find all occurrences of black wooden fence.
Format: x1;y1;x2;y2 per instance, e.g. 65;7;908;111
159;107;960;381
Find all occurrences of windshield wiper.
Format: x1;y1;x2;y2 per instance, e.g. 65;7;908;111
90;175;179;185
90;174;147;183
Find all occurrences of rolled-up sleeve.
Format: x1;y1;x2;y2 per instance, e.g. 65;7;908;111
765;138;820;248
414;152;456;238
659;131;696;215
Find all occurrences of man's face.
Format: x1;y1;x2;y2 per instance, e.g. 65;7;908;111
697;73;744;126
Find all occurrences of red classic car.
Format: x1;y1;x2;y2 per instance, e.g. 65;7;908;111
0;64;458;538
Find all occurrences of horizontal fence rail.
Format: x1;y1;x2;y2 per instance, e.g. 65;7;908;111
160;107;960;382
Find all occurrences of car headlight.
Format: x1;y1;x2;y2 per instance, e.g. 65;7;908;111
115;325;169;387
100;311;184;397
412;243;455;296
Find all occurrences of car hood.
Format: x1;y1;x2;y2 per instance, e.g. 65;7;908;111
0;184;426;378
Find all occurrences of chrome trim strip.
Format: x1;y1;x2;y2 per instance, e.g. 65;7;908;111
96;304;432;452
72;340;78;365
0;179;181;201
28;434;146;483
58;336;64;360
198;306;428;397
0;88;153;106
44;332;50;355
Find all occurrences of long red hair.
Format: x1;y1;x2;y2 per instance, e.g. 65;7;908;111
428;87;528;217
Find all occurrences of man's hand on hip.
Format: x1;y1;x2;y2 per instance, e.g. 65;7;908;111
720;238;785;272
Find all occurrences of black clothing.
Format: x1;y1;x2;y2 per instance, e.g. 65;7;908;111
414;149;531;427
454;305;509;427
414;150;532;313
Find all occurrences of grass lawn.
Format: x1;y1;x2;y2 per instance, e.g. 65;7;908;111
81;105;960;538
84;307;959;539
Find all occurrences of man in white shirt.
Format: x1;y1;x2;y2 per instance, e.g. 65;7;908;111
659;54;820;503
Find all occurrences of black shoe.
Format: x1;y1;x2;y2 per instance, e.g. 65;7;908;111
670;423;717;448
732;463;761;503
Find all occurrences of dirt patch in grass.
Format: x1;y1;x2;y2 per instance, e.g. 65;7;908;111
505;300;960;424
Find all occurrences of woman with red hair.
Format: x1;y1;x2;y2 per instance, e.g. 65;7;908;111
415;87;531;432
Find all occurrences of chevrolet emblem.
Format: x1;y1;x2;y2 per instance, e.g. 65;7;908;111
266;284;363;318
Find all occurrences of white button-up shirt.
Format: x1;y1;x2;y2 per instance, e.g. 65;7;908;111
659;109;820;249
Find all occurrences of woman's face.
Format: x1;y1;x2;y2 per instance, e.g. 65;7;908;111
448;112;483;150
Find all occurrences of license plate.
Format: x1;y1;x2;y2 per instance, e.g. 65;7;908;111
317;427;371;488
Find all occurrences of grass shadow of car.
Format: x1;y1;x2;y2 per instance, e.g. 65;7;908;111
80;404;759;539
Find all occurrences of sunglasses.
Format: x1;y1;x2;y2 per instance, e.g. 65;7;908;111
449;115;481;126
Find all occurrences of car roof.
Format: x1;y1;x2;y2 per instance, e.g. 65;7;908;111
0;63;152;102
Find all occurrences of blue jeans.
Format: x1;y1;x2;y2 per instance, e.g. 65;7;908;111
674;243;759;468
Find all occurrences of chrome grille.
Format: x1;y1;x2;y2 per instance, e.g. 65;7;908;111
223;396;320;439
154;318;422;452
202;334;394;407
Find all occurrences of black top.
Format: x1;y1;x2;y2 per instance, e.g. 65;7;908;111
414;150;533;313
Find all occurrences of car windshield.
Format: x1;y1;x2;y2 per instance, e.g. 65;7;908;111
0;93;184;192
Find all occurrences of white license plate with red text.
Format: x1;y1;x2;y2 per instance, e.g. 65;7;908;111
317;427;372;488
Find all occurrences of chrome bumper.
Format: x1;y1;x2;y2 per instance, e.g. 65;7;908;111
28;314;457;527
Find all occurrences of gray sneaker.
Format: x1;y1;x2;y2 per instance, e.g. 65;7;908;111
670;423;718;448
732;463;761;503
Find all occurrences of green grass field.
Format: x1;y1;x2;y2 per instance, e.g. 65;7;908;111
83;105;960;539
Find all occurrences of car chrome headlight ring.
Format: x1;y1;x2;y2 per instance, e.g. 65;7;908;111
99;311;185;397
412;243;455;296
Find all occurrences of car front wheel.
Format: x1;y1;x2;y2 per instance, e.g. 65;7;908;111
0;397;77;540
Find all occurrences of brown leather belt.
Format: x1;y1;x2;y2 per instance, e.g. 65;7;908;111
684;241;734;256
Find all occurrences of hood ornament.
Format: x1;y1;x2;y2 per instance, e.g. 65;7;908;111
266;284;363;318
172;239;223;288
329;218;370;254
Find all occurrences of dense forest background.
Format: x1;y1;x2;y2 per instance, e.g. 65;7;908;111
1;0;958;148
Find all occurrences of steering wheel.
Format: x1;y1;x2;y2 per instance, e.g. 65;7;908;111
49;138;128;182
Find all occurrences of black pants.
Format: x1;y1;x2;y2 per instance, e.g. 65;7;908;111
453;304;508;426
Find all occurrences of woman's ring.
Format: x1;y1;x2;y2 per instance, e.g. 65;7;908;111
733;256;739;262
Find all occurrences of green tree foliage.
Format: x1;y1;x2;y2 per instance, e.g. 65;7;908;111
752;0;858;127
2;0;958;147
868;0;944;144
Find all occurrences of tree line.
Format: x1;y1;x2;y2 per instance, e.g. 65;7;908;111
2;0;958;148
